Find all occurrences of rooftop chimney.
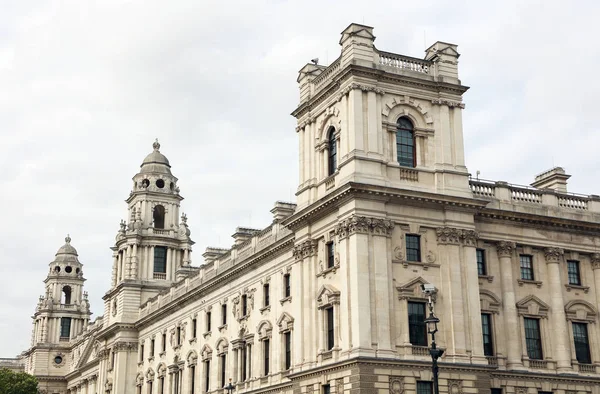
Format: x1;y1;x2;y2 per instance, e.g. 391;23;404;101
531;167;571;193
232;227;260;246
270;201;296;222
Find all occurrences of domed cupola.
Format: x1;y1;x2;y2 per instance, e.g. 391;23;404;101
48;235;84;278
131;139;180;196
140;139;172;175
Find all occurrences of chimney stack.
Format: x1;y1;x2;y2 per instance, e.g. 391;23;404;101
531;167;571;193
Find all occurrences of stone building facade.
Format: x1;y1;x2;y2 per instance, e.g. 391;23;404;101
8;23;600;394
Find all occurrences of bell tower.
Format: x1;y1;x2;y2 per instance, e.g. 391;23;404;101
104;140;195;326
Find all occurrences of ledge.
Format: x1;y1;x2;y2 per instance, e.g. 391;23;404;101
565;284;590;294
478;275;494;284
280;296;292;305
317;264;340;277
260;305;271;314
517;279;543;288
203;331;212;339
188;338;197;344
393;259;440;271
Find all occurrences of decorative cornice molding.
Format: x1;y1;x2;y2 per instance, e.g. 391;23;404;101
435;227;478;246
543;247;564;263
333;215;394;240
431;99;465;109
293;239;318;261
496;241;516;257
114;341;137;352
338;83;385;100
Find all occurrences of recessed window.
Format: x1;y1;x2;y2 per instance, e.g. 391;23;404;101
326;307;335;350
481;313;494;356
156;179;165;188
241;295;248;316
150;338;155;357
408;302;427;346
221;304;227;325
153;246;167;275
405;235;421;262
153;205;165;229
65;266;72;273
326;242;335;269
263;338;270;376
567;260;581;285
284;274;291;298
476;248;487;276
162;332;166;352
520;254;534;280
62;286;72;305
396;117;415;168
206;311;212;332
263;283;270;307
54;266;61;273
141;179;150;188
60;317;71;339
327;127;337;176
524;318;543;360
573;322;591;364
220;353;227;387
170;182;175;191
176;326;181;346
284;331;291;370
75;268;80;274
192;318;197;338
322;384;331;394
54;355;63;365
416;381;433;394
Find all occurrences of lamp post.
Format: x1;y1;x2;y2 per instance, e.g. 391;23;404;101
226;378;234;394
424;300;443;394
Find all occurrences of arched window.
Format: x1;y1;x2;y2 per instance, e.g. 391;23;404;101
62;286;72;305
396;117;415;167
327;128;337;175
153;205;165;229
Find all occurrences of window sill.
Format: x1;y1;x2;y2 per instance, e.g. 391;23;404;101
565;284;590;294
173;344;182;351
259;305;271;314
280;296;292;305
517;279;542;288
189;337;197;344
237;315;248;323
478;275;494;283
203;331;212;339
218;324;228;333
317;264;340;277
147;356;155;362
137;360;144;366
159;351;166;358
393;259;439;271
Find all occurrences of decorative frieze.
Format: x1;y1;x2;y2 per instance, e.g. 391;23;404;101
389;377;404;394
496;241;515;257
114;341;137;352
338;83;386;100
334;215;394;240
431;98;465;109
435;227;478;245
293;239;317;261
543;247;563;263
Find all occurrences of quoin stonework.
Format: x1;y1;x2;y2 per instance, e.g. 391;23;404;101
6;23;600;394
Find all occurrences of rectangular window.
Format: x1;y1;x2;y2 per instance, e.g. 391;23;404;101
326;307;335;350
153;246;167;274
477;248;487;276
326;242;335;269
176;326;181;346
416;381;433;394
60;317;71;338
263;283;270;307
204;360;210;392
520;254;534;280
242;295;248;316
162;333;166;352
263;339;270;376
284;274;291;298
241;346;247;381
322;384;331;394
573;322;592;364
140;343;144;361
192;318;197;338
567;260;581;286
150;338;155;357
221;304;227;325
408;302;427;346
284;331;292;370
491;389;503;394
524;318;543;360
538;392;552;394
206;311;212;332
481;313;494;356
190;365;195;394
220;354;226;388
406;235;421;262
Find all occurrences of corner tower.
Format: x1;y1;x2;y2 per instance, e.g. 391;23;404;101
104;140;195;326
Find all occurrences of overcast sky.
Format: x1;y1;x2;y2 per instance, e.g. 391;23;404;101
1;0;598;357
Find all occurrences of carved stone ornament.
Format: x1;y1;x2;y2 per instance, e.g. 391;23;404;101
393;246;403;261
544;247;563;263
334;215;394;240
293;239;318;261
496;241;516;257
592;253;600;270
338;83;385;100
389;377;404;394
431;99;465;109
426;250;436;263
436;227;462;244
515;387;528;394
114;341;137;352
448;380;463;394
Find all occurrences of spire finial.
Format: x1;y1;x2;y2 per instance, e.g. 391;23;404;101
65;234;71;244
153;138;160;151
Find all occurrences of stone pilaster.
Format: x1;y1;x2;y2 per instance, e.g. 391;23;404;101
592;254;600;318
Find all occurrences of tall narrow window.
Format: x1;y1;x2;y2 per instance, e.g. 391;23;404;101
241;346;247;381
162;333;167;353
206;311;212;332
221;304;227;326
573;322;591;364
396;117;415;167
150;338;155;357
476;248;487;276
491;389;503;394
481;313;494;356
408;302;427;346
241;295;248;316
153;246;167;276
263;283;270;307
176;327;181;346
520;254;534;280
60;317;71;338
406;235;421;262
190;365;195;394
416;382;433;394
284;274;291;298
220;354;226;387
263;339;270;376
326;307;335;350
322;384;331;394
327;128;337;175
204;360;210;392
153;205;165;229
567;260;581;286
192;318;197;338
284;331;292;370
326;242;335;269
62;286;72;305
140;343;144;362
524;318;543;360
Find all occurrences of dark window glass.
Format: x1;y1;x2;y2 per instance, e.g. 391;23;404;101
491;389;503;394
524;318;543;360
573;322;591;364
284;274;291;298
162;333;166;352
520;255;534;280
326;307;335;350
323;384;331;394
206;311;212;332
205;360;210;392
264;284;270;307
190;365;195;393
241;346;247;381
406;235;421;262
567;260;581;286
220;354;226;387
284;331;292;370
140;344;144;361
176;327;181;345
538;392;552;394
153;205;165;229
264;339;270;376
192;318;197;338
481;313;494;356
327;242;335;269
328;128;337;175
221;304;227;325
242;295;248;316
477;248;487;276
408;302;427;346
396;117;415;167
150;339;155;356
416;381;433;394
60;317;71;338
153;246;167;274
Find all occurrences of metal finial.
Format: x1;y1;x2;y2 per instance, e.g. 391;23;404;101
65;234;71;244
153;138;160;151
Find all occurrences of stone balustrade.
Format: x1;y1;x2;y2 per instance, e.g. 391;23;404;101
378;50;433;75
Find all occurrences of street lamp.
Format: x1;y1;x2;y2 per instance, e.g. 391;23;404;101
421;284;443;394
226;378;234;394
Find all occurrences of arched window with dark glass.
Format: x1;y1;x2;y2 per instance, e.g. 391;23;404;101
327;128;337;175
62;286;72;305
153;205;165;229
396;117;415;167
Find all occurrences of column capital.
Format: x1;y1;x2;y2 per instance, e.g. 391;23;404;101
435;227;478;246
496;241;516;257
292;239;318;261
543;247;564;263
334;215;393;240
591;253;600;270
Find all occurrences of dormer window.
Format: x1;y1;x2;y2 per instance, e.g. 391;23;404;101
153;205;165;229
327;127;337;175
396;117;415;167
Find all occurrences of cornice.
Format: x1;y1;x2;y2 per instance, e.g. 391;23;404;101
95;323;137;340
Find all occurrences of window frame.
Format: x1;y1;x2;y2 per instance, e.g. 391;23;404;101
60;317;71;339
206;311;212;332
263;283;270;307
567;260;582;286
572;322;592;364
408;301;428;346
153;246;167;274
523;317;543;360
481;313;494;356
405;234;421;262
326;242;335;269
519;254;534;281
326;307;335;350
416;381;433;394
476;248;487;276
263;338;270;376
221;304;227;326
284;331;292;370
283;273;291;298
327;127;337;176
396;117;416;168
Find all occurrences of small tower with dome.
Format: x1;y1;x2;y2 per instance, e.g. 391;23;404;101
104;140;196;326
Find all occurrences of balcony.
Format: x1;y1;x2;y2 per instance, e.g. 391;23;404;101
153;272;167;280
411;346;430;356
